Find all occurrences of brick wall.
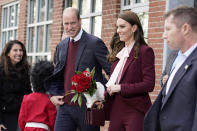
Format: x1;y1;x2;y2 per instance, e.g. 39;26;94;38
101;0;121;47
50;0;64;60
18;0;28;44
148;0;166;101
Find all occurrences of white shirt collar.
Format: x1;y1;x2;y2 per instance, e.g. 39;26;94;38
70;28;83;42
182;43;197;57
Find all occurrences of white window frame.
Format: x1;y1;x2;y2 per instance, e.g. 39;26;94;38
1;1;19;51
121;0;149;38
65;0;102;38
27;0;53;64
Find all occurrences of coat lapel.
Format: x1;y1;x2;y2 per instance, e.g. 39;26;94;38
61;38;69;64
74;31;87;70
119;48;135;82
161;47;197;109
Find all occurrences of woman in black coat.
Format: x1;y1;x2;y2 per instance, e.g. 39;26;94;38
0;40;32;131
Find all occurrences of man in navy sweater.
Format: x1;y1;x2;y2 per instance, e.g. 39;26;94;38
45;7;110;131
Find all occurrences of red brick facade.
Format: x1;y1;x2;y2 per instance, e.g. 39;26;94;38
50;0;64;58
148;0;166;101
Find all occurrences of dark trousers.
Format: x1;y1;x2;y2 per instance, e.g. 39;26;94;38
1;112;20;131
54;104;100;131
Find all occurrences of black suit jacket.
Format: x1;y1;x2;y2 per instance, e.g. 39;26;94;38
144;47;197;131
45;31;111;95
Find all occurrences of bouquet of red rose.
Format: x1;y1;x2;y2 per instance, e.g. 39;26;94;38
65;68;97;107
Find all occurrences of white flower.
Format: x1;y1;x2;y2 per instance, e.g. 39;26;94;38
83;82;105;108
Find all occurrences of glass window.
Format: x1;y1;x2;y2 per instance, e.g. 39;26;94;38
92;0;102;13
81;18;90;33
27;27;35;53
92;16;101;37
37;26;44;52
27;0;53;64
47;0;53;20
45;25;51;52
29;0;36;24
80;0;90;15
38;0;46;22
1;1;19;51
124;0;130;6
65;0;102;38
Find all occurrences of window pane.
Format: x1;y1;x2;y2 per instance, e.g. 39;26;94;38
15;4;18;26
92;0;102;13
135;0;148;3
2;32;7;48
29;0;36;23
72;0;78;8
28;56;33;65
47;0;53;20
82;18;90;33
37;26;44;52
66;0;72;7
14;30;17;39
38;0;46;22
35;55;47;62
3;8;8;29
80;0;90;15
46;25;51;52
28;27;35;53
8;31;14;40
124;0;130;6
138;12;148;38
92;16;101;38
9;5;15;27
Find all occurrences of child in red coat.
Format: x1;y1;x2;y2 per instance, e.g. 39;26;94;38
18;61;57;131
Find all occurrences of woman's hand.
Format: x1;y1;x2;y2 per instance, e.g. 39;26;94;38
0;124;7;131
107;84;121;96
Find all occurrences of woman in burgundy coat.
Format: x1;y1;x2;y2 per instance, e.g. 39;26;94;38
105;11;155;131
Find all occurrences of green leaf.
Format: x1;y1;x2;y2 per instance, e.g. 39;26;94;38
75;71;82;75
90;67;95;78
78;93;82;107
71;93;78;103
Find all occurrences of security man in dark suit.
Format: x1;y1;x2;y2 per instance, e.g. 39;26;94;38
144;6;197;131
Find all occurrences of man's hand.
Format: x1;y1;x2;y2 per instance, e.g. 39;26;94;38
107;84;121;96
162;75;169;85
50;96;64;106
0;124;7;131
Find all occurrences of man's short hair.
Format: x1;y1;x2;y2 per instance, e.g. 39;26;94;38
164;6;197;32
31;60;54;93
63;7;80;20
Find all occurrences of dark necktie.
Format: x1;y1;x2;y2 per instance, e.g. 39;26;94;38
70;39;75;44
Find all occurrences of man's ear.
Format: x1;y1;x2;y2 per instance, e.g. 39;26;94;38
181;23;191;36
